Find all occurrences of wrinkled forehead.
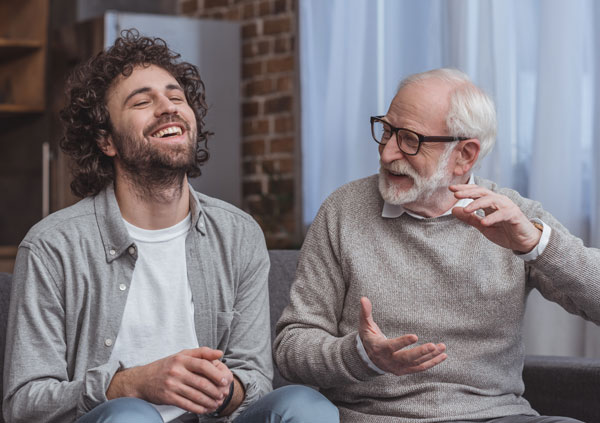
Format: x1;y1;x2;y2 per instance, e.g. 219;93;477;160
387;78;455;132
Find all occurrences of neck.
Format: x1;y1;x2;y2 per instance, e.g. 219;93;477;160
113;168;190;230
402;174;470;218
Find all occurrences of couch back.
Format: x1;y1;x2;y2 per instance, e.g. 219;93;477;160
0;251;298;421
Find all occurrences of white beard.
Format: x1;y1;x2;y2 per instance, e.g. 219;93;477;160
378;147;455;206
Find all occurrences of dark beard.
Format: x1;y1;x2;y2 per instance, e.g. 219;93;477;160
111;120;197;202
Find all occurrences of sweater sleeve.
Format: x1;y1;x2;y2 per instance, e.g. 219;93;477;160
526;222;600;325
514;195;600;325
273;198;381;388
3;246;121;423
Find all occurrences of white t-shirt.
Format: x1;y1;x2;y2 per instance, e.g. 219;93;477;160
109;214;198;421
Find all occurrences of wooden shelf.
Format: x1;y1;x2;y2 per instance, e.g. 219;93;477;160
0;103;44;116
0;38;43;61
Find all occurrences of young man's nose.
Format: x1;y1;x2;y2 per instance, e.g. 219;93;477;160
154;95;178;116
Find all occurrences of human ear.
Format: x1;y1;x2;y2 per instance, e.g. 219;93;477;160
452;138;480;176
97;134;117;158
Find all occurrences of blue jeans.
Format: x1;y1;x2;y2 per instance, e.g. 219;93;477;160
77;385;339;423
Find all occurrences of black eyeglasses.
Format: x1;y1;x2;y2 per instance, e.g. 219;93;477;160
370;116;468;156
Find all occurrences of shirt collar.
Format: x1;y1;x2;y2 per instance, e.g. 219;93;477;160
381;174;476;219
95;182;206;262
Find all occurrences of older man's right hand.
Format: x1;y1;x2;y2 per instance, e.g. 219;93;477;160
359;297;448;376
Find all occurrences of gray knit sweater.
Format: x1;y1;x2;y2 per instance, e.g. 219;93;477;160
274;175;600;423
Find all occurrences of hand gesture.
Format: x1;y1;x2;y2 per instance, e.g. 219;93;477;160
359;297;447;376
107;347;233;414
449;184;542;253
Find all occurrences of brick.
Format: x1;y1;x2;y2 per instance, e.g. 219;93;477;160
242;119;269;136
242;40;270;58
242;101;260;117
242;3;256;19
205;0;230;8
242;61;263;78
242;22;258;38
266;56;294;73
264;16;291;35
274;0;289;14
271;136;294;153
244;78;274;96
265;95;292;114
274;36;292;54
269;177;294;196
274;116;293;133
225;7;241;20
258;0;272;16
243;161;254;175
243;180;263;195
242;139;266;155
276;75;293;92
246;197;267;215
180;0;198;15
282;211;297;235
263;158;293;173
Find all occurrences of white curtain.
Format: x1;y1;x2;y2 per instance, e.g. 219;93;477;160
300;0;600;357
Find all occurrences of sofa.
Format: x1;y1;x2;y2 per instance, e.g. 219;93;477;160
1;249;599;422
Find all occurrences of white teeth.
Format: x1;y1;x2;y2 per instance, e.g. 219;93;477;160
152;126;183;138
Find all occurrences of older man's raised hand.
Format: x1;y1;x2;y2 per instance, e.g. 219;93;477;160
450;184;543;254
358;297;447;376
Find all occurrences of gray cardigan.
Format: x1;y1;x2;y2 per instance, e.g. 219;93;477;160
3;184;272;423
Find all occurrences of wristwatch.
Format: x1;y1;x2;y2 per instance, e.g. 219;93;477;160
209;381;235;417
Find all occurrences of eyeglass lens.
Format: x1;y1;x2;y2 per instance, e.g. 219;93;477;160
372;121;420;154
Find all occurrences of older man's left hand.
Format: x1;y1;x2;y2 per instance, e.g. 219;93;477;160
449;184;542;254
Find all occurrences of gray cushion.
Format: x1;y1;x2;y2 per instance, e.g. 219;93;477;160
523;354;600;422
267;250;299;389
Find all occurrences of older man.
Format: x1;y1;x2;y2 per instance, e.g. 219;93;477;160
274;68;600;423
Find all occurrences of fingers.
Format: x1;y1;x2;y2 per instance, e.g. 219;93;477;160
452;207;485;229
390;342;447;376
185;355;231;389
359;297;383;338
185;346;224;361
166;382;223;414
385;334;419;351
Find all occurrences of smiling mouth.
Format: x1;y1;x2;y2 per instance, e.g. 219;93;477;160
150;125;184;139
387;169;408;177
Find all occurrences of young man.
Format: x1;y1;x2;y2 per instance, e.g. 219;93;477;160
274;68;600;423
3;31;338;423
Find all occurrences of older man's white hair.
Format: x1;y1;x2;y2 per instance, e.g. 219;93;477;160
398;68;497;165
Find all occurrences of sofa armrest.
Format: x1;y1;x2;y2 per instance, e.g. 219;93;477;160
523;354;600;422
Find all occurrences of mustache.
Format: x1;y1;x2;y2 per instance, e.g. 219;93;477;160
144;115;192;137
379;159;417;178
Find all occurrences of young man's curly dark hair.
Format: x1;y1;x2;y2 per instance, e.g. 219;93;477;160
60;29;211;198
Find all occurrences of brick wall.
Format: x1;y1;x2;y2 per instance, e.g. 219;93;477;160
179;0;301;248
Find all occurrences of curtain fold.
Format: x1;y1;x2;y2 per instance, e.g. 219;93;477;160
300;0;600;357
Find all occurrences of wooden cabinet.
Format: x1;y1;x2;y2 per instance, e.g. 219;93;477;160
0;0;48;113
0;0;49;269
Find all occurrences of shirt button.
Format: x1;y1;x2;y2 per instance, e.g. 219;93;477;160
119;284;127;291
104;338;113;347
128;246;136;255
109;249;116;256
199;222;205;228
